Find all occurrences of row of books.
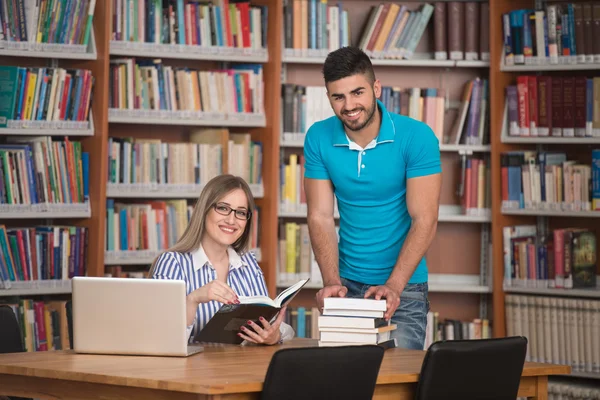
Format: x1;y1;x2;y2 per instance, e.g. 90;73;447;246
424;312;492;349
0;0;96;46
0;66;94;126
108;135;222;187
0;225;87;286
105;200;260;253
457;154;491;216
358;3;433;60
278;221;326;286
0;299;70;353
503;3;600;66
107;132;262;187
445;78;489;146
109;58;264;115
104;266;148;278
106;199;190;253
283;0;349;54
284;306;319;339
111;0;267;50
379;86;445;142
548;379;600;400
0;137;90;207
281;84;334;136
280;154;307;214
432;2;489;61
502;225;596;290
506;76;600;138
281;79;490;148
501;150;600;212
505;294;600;373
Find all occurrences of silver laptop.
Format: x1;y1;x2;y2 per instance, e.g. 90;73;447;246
72;276;203;357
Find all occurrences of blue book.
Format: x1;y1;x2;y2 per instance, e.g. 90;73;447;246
82;152;89;198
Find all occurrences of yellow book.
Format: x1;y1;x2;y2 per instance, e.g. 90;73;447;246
289;154;297;206
286;223;297;274
44;305;53;350
24;72;37;120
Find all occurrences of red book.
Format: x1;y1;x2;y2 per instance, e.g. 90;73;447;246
517;76;530;135
551;77;563;137
573;76;587;136
562;77;575;136
527;76;538;135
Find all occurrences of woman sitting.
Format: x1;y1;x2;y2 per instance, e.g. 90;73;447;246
150;174;293;345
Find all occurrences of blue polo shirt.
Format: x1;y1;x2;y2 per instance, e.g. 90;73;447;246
303;99;441;285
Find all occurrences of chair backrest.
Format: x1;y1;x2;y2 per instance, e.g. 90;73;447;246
260;345;385;400
415;336;528;400
0;306;24;354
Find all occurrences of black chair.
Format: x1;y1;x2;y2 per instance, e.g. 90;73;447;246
0;305;32;400
415;336;528;400
0;306;24;355
260;345;385;400
66;300;73;350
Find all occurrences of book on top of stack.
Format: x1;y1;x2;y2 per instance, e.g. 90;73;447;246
318;297;398;348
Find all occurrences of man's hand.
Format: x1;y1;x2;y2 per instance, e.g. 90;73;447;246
364;285;401;321
316;284;348;313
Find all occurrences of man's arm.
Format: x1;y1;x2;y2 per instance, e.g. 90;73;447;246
386;173;442;292
305;177;339;285
364;173;441;320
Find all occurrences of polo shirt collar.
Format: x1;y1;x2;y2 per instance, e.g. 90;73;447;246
191;244;245;271
332;99;396;146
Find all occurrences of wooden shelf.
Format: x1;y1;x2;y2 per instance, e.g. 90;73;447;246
108;109;267;127
501;135;600;144
564;371;600;380
0;30;97;60
0;202;91;219
106;183;264;199
283;50;489;68
105;248;262;265
109;41;268;62
500;54;600;72
281;134;490;153
501;208;600;218
503;285;600;299
0;280;72;297
277;274;490;294
279;204;490;223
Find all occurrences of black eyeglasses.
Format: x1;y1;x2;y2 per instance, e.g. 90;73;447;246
213;203;252;220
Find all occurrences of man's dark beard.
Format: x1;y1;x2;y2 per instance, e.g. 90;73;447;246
341;100;376;132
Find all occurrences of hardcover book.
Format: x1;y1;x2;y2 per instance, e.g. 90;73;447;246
195;279;310;345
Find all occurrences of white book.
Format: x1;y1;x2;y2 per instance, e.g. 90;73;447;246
323;298;386;311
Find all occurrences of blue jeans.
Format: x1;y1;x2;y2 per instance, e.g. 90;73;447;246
340;277;429;350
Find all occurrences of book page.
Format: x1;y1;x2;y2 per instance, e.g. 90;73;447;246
275;278;310;307
238;296;276;307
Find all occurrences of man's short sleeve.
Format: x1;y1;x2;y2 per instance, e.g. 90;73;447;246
405;122;442;179
303;125;330;180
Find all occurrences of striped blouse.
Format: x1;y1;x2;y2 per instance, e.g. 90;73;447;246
152;245;294;343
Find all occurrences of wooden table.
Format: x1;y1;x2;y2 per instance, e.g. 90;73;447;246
0;339;570;400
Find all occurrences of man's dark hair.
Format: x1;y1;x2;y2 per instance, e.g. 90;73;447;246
322;46;375;85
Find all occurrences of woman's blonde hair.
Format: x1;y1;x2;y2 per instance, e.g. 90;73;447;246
149;174;256;276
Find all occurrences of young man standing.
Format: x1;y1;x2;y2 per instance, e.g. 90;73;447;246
303;47;442;350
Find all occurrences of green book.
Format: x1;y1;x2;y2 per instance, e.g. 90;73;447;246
0;66;20;128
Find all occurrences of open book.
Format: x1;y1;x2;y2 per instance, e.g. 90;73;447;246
195;279;310;345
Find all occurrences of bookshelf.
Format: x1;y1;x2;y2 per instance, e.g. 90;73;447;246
277;0;494;336
490;0;600;385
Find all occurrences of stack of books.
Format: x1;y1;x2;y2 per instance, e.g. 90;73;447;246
318;298;397;347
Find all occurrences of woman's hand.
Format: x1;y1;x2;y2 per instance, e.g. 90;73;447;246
238;306;287;345
190;280;239;305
